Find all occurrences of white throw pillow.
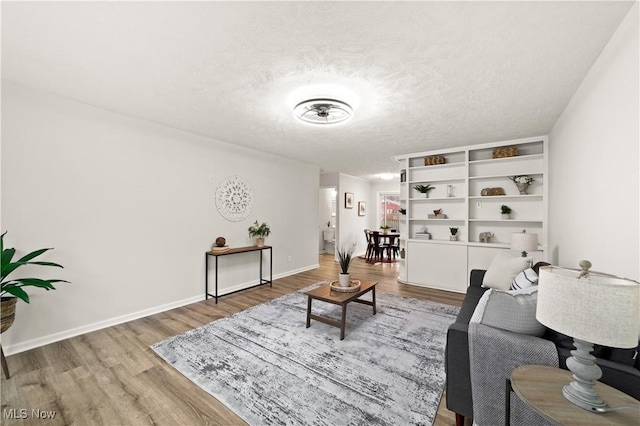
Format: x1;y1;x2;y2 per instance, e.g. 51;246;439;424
482;251;529;290
470;286;546;336
510;268;538;290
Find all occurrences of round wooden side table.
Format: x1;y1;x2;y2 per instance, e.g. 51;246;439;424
509;365;640;425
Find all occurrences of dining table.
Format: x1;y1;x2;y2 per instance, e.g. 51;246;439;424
367;231;400;263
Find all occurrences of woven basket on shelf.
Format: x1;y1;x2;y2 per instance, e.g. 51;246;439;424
424;156;446;166
492;146;518;158
1;298;17;334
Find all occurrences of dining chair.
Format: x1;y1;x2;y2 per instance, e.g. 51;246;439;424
364;229;374;261
370;231;388;262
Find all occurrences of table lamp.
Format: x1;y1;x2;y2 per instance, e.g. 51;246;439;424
536;261;640;412
510;230;538;257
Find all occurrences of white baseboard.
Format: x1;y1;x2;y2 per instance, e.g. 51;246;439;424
3;263;320;356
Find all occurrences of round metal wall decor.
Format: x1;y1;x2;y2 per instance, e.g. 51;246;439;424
215;176;254;222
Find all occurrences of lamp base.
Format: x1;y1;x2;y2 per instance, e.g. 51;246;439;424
564;338;609;412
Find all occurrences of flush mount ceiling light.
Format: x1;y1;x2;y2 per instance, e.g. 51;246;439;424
293;99;353;125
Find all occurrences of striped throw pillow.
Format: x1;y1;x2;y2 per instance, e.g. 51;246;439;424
510;268;538;290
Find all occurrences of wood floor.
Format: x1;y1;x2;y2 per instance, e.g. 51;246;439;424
1;254;465;425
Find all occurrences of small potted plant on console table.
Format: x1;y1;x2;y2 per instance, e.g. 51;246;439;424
248;221;271;247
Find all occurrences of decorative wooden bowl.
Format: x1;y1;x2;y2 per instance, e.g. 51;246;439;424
329;280;361;293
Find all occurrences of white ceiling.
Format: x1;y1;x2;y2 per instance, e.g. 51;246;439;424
1;1;633;180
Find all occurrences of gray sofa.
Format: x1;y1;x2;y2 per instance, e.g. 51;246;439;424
445;268;640;426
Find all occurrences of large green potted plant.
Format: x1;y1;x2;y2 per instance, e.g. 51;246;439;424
1;232;68;328
248;221;271;247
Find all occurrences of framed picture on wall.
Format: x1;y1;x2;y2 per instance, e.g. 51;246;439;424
345;192;354;209
358;201;366;216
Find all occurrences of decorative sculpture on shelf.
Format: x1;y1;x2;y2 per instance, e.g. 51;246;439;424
479;232;494;243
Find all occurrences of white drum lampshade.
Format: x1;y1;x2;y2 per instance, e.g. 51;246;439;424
536;261;640;412
510;230;538;257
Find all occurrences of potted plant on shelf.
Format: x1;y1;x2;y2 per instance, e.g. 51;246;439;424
248;221;271;247
337;243;356;287
501;205;512;219
413;184;435;198
1;232;68;377
509;175;534;195
399;208;406;215
449;227;459;241
380;225;392;235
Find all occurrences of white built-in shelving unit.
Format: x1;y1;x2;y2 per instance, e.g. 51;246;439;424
393;136;548;293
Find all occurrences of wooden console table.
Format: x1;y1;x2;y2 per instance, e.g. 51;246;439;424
205;245;272;303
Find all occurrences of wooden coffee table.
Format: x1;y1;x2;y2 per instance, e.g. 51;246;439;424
305;279;377;340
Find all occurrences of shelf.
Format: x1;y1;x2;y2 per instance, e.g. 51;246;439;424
409;197;465;201
409;162;465;171
469;194;542;200
409;218;465;222
468;218;542;223
408;239;468;245
468;153;543;165
409;177;466;184
469;173;543;180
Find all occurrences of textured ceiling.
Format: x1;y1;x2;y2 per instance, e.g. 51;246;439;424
1;1;633;180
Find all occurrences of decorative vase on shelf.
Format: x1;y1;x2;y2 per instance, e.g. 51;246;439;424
516;182;530;195
339;273;350;287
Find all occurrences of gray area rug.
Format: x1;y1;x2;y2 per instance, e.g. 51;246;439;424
151;283;459;425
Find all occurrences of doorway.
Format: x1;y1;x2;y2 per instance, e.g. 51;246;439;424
319;187;337;254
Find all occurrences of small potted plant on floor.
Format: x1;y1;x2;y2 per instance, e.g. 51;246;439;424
501;205;512;219
337;243;356;287
248;221;271;247
449;227;459;241
413;184;435;198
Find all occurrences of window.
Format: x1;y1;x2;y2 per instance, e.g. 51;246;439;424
379;193;400;230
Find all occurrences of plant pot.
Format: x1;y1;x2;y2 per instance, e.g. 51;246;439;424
515;182;530;195
502;213;510;220
449;235;458;241
1;297;17;334
256;237;265;247
339;273;350;287
382;229;389;235
418;193;428;198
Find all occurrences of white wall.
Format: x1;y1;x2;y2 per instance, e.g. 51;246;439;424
1;83;320;354
337;173;371;256
548;3;639;280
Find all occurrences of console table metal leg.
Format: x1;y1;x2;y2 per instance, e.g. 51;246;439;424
215;256;219;304
269;247;273;287
205;253;209;300
306;297;312;328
